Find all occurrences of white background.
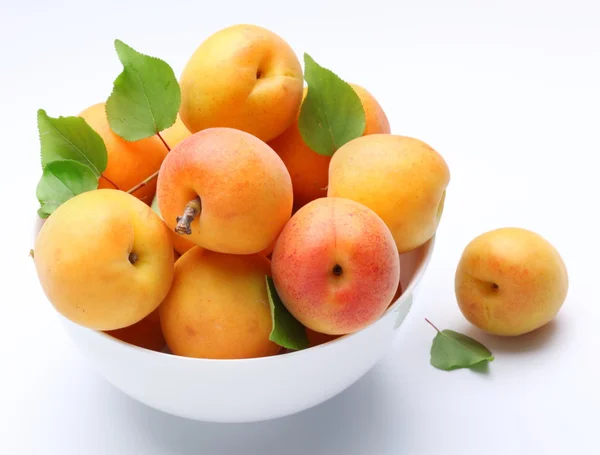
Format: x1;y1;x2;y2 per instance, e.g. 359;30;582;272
1;0;599;453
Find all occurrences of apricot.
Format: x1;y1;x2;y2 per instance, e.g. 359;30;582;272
328;134;450;253
152;192;276;257
79;102;170;204
271;197;400;335
307;329;340;347
33;189;175;330
160;247;280;359
391;279;404;306
157;127;293;255
104;307;165;351
455;227;569;336
268;84;390;211
161;114;192;149
151;194;195;256
179;24;304;142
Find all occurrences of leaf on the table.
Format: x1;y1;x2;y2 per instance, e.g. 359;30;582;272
106;39;181;141
37;109;107;178
298;53;366;156
265;276;309;350
36;159;99;217
427;319;494;371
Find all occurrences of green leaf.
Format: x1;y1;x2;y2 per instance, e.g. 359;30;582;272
298;53;366;156
106;39;181;141
37;207;51;219
427;319;494;371
265;276;309;351
36;160;99;217
37;109;108;177
150;194;162;218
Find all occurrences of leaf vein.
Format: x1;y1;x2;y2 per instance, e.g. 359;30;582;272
47;122;98;175
127;64;158;133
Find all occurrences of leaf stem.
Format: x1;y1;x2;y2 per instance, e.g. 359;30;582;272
102;175;119;189
157;131;171;152
127;170;159;195
425;318;441;333
125;132;170;195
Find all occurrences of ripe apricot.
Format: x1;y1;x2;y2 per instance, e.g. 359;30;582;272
33;189;175;331
79;102;170;204
157;127;293;254
160;247;281;359
307;329;340;347
268;84;390;211
105;307;165;351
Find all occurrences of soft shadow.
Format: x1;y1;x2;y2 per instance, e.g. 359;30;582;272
113;366;394;455
469;360;490;375
463;319;560;354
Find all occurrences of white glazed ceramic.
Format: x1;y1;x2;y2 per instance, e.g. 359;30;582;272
34;217;435;423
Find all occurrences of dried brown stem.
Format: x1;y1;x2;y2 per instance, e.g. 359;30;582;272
175;197;202;235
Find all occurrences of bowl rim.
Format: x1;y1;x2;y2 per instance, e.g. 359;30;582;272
35;215;436;364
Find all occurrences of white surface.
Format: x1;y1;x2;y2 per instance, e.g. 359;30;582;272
1;0;599;453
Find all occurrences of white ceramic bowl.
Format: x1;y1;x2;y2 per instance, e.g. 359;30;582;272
34;218;435;423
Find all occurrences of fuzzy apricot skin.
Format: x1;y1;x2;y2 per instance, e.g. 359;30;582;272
179;24;304;143
268;84;390;211
160;247;281;359
455;227;568;336
33;189;175;331
79;103;170;204
105;307;166;352
271;197;400;335
156;127;293;255
328;134;450;254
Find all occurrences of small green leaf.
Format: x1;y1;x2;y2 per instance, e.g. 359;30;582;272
36;159;99;217
37;109;108;177
298;53;366;156
265;276;309;350
37;207;51;219
150;194;162;218
106;39;181;141
427;319;494;371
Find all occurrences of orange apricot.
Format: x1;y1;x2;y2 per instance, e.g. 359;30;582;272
268;84;390;211
79;102;170;204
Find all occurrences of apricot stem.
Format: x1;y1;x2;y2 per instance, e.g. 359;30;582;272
425;318;441;333
175;197;202;235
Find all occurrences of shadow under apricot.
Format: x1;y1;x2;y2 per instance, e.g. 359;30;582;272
463;319;560;355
